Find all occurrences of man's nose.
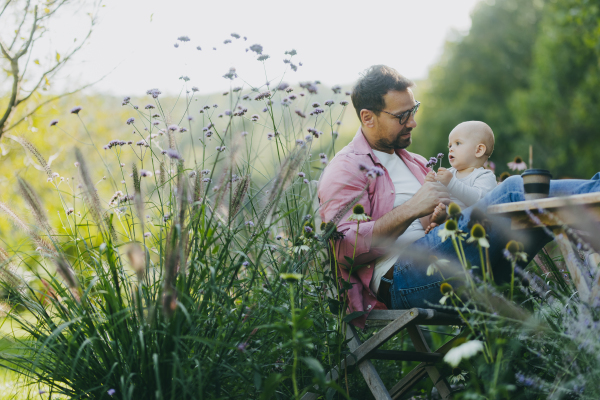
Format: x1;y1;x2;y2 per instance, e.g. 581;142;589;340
406;114;417;128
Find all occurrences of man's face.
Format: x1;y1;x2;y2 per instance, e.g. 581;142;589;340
373;89;418;152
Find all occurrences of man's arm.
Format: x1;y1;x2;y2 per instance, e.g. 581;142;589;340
372;182;452;244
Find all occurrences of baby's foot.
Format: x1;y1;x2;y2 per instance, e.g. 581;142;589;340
425;222;438;234
431;203;447;225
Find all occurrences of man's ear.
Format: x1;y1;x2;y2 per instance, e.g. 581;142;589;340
475;144;486;158
360;109;375;127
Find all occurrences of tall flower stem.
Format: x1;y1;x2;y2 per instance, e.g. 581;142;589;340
289;281;299;399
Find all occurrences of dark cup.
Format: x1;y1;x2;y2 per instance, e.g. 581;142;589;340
522;169;552;200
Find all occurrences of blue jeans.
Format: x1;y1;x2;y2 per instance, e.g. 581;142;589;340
389;173;600;310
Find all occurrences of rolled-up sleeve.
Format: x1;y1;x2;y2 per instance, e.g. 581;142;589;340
318;157;385;268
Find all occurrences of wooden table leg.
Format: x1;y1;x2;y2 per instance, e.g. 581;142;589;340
553;228;591;303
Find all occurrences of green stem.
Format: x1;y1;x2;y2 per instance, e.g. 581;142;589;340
289;282;299;399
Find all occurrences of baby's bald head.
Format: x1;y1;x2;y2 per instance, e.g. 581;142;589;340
452;121;495;157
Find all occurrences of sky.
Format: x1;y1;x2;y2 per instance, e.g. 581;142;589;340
35;0;482;97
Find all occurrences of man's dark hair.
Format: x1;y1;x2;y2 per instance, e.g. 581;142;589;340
351;65;414;121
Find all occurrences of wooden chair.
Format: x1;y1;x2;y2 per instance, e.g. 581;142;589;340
302;308;464;400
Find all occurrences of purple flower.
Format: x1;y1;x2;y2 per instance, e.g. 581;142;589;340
340;100;349;106
312;102;320;108
296;139;304;146
166;149;182;160
196;46;201;50
179;127;187;132
276;235;283;240
249;44;263;54
216;145;226;152
303;179;309;184
370;167;384;177
267;132;274;140
262;107;268;112
345;91;351;96
174;43;179;48
223;67;237;80
201;169;211;175
108;388;116;396
242;261;249;267
224;110;232;116
145;104;155;110
237;342;248;352
146;88;161;99
241;131;248;137
437;153;444;159
332;85;342;94
257;54;270;61
70;106;82;114
295;109;306;118
126;117;135;125
298;172;306;178
49;119;59;127
168;125;178;131
277;82;289;91
223;39;232;44
231;33;241;39
140;170;152;177
245;221;254;227
310;108;324;115
205;131;213;137
305;226;313;234
122;96;131;105
177;36;190;42
324;100;334;106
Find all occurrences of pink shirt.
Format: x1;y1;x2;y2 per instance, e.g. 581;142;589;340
318;128;430;328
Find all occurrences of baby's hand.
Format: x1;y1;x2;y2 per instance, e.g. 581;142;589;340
436;167;453;186
425;171;436;183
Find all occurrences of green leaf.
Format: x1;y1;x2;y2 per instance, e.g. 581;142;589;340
327;298;341;315
300;356;324;376
260;373;282;400
253;370;262;391
342;311;366;323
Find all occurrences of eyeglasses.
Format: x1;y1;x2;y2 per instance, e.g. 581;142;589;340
381;101;420;125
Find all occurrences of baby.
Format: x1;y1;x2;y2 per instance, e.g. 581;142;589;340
425;121;497;233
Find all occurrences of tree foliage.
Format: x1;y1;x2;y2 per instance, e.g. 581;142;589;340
414;0;600;178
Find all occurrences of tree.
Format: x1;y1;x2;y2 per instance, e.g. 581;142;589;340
511;0;600;178
412;0;543;174
0;0;102;140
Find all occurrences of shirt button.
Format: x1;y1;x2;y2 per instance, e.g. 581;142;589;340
390;190;394;194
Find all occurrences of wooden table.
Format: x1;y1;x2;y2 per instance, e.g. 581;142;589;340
487;192;600;302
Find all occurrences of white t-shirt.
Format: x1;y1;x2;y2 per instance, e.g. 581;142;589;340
370;150;425;294
446;167;497;210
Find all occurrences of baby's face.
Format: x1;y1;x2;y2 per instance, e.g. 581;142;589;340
447;128;481;171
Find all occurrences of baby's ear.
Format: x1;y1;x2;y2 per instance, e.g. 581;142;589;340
475;144;487;158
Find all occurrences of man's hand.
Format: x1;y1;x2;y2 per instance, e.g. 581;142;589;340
406;182;452;219
425;171;436;183
436;167;453;186
372;182;450;242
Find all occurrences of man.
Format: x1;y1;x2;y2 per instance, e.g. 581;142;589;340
318;65;600;328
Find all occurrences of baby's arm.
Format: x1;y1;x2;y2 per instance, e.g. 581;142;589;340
446;170;497;207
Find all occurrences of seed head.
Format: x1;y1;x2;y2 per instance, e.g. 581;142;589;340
448;202;462;217
440;282;453;295
353;204;365;215
471;224;486;239
445;219;458;231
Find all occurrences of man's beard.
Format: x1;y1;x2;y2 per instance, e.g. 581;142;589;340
376;125;413;151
